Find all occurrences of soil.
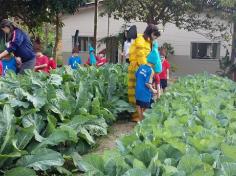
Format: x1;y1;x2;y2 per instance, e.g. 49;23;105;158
92;120;136;154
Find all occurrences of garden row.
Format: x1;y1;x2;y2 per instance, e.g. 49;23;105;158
0;65;134;176
78;74;236;176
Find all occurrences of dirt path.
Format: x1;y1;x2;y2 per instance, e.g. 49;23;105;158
92;120;136;154
89;79;176;155
78;120;136;175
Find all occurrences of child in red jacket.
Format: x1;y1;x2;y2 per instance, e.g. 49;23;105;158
34;38;49;73
48;57;57;71
0;61;3;76
159;48;170;93
96;53;107;67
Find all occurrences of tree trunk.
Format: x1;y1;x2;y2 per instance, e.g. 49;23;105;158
44;23;49;48
231;23;236;61
53;14;63;65
232;22;236;81
107;14;110;37
94;0;98;54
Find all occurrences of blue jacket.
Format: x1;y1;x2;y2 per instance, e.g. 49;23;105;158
6;28;35;63
2;57;17;75
68;56;82;69
135;64;154;103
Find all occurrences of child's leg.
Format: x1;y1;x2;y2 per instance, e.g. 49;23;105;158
163;88;166;93
161;79;167;93
163;80;167;93
137;107;145;120
137;106;143;121
157;83;161;99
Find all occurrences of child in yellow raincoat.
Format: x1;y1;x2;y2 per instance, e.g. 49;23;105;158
128;24;161;122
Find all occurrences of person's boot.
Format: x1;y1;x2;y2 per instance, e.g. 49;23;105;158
131;112;141;122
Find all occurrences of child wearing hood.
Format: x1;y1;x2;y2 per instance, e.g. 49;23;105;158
135;41;162;120
68;47;82;69
85;46;97;66
0;50;17;75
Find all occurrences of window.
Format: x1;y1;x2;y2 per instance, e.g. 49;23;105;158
72;36;94;52
191;42;220;59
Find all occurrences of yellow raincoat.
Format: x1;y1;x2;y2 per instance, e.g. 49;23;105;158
128;34;151;121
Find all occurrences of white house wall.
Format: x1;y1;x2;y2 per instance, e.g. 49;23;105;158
62;7;229;57
62;5;231;75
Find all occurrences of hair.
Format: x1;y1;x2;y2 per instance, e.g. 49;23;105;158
159;47;167;57
143;24;161;40
33;37;43;52
0;19;16;41
72;47;79;54
123;31;132;43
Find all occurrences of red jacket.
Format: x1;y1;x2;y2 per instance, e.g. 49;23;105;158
96;57;107;67
159;59;170;80
35;55;49;73
48;59;57;70
86;56;107;67
0;61;3;76
153;73;160;84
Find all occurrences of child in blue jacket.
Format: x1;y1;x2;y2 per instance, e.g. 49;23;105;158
2;54;17;75
68;47;82;69
135;41;162;120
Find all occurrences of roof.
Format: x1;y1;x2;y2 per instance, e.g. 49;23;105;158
62;1;104;19
79;0;103;10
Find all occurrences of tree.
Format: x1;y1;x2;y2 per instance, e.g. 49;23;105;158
220;0;236;64
94;0;98;53
0;0;89;61
102;0;236;78
102;0;227;31
221;1;236;79
39;0;88;61
205;0;236;79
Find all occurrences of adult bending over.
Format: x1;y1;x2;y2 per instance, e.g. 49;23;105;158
0;19;35;74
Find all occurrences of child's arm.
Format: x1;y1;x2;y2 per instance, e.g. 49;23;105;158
166;59;171;80
146;83;158;94
157;83;161;98
15;57;22;64
145;72;157;94
35;57;48;69
0;50;10;59
35;64;48;69
167;69;170;80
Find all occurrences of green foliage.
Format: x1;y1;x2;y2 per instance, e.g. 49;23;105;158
4;167;36;176
161;43;177;72
0;64;134;175
79;74;236;175
43;43;54;58
101;0;229;32
0;38;5;52
162;43;175;58
0;0;89;31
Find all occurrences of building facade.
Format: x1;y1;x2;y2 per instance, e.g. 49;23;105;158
62;3;232;76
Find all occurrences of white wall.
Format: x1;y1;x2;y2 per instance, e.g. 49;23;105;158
62;6;230;57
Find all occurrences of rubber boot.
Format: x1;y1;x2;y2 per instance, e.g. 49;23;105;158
131;112;141;122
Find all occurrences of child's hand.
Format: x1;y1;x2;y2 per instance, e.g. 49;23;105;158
152;89;158;94
16;57;22;65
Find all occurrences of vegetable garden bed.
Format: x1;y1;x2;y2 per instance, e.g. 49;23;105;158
0;65;134;176
78;74;236;176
